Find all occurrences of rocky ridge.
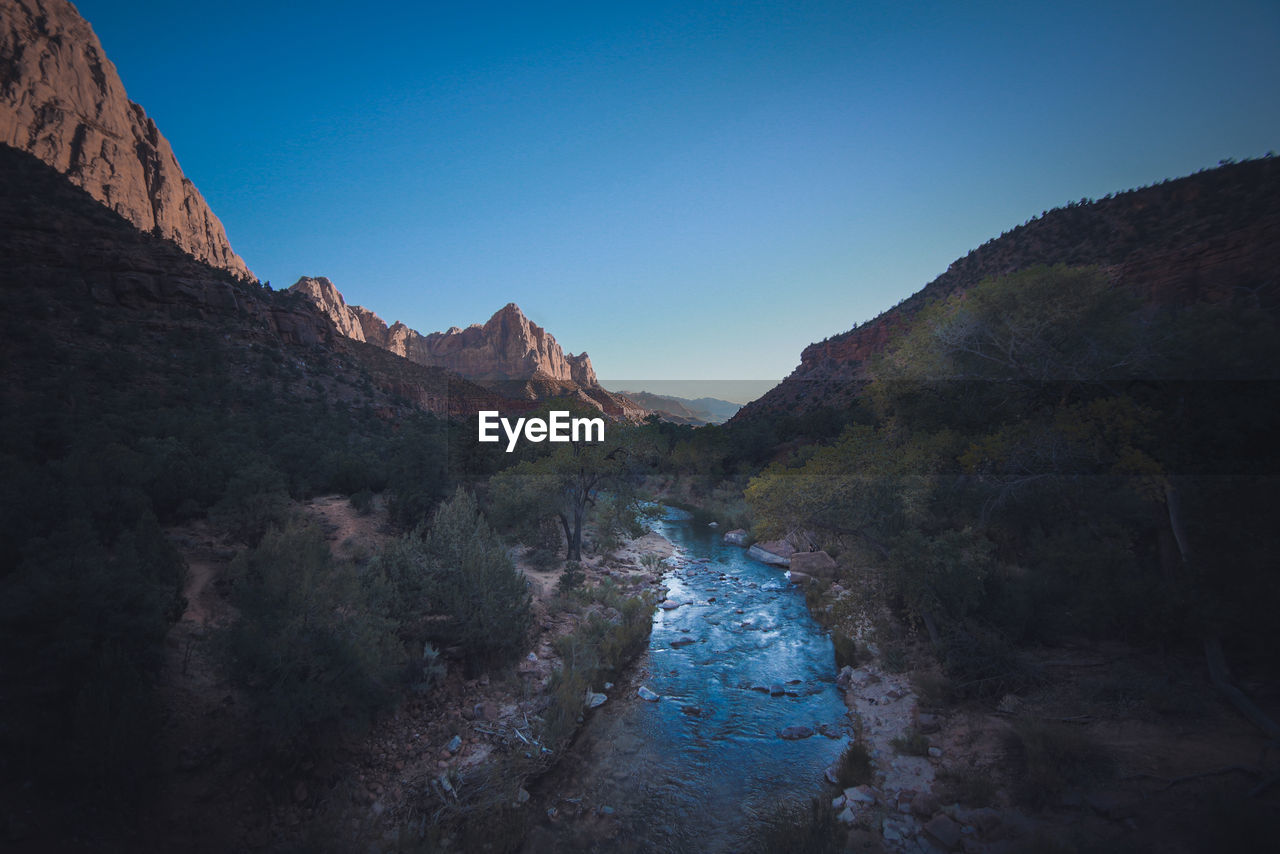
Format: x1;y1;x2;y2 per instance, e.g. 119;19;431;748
735;157;1280;421
0;143;509;420
0;0;252;279
290;276;646;417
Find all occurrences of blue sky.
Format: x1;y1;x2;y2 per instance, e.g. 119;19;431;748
75;0;1280;402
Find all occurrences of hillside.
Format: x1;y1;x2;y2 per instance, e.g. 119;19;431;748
613;390;742;425
735;157;1280;421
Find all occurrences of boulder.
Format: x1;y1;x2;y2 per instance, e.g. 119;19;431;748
637;686;660;702
723;529;749;546
790;550;838;579
585;691;607;709
747;540;794;566
786;570;814;586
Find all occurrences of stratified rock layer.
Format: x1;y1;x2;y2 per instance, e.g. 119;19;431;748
0;0;252;278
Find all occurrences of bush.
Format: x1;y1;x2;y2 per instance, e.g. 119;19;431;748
222;521;400;753
369;488;532;673
831;631;859;670
557;560;585;594
832;740;874;787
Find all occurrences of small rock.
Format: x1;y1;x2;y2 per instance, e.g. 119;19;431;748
517;788;531;805
916;713;941;734
844;786;877;805
924;814;962;850
670;637;696;648
838;806;858;824
779;725;814;740
910;792;940;817
659;599;681;610
836;665;856;689
928;746;943;758
681;705;701;716
446;735;462;754
585;691;607;709
637;686;660;702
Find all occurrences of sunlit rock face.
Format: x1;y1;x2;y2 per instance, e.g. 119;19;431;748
289;277;648;418
0;0;252;279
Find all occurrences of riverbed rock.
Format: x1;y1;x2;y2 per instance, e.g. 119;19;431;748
637;686;660;702
923;814;962;850
779;725;815;740
723;529;749;546
786;570;814;586
790;550;837;579
747;540;793;566
585;691;607;709
659;599;682;610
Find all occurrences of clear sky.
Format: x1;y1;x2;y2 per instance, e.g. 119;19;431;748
74;0;1280;402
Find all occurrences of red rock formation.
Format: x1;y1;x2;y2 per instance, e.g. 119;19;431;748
289;276;646;417
0;0;252;279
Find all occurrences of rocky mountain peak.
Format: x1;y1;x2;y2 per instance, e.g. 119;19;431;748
0;0;252;279
287;277;606;393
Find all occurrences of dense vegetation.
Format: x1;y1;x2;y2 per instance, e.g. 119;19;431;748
740;264;1280;684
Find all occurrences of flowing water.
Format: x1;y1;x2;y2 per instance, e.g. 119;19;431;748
525;509;849;852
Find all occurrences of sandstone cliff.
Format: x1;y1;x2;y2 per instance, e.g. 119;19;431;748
0;144;512;420
735;157;1280;421
289;276;641;415
0;0;252;279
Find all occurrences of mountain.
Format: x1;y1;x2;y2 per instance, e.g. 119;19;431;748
290;276;646;418
614;391;741;425
0;0;252;279
0;142;512;420
734;157;1280;421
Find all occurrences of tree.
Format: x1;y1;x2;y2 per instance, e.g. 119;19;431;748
489;406;648;561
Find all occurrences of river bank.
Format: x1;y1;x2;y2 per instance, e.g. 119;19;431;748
149;497;676;852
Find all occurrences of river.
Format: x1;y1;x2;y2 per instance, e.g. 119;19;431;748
524;509;849;852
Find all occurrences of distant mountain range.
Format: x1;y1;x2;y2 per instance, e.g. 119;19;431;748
611;391;741;425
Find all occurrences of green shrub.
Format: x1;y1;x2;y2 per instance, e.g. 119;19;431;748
557;560;585;593
831;631;859;669
369;488;532;673
349;488;375;515
222;521;400;753
833;740;874;787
